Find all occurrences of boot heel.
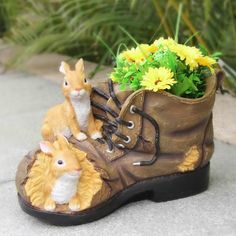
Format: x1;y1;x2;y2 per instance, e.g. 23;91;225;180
150;163;210;202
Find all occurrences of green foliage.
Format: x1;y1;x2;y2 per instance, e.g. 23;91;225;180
112;56;144;91
170;67;210;98
0;0;22;36
1;1;235;65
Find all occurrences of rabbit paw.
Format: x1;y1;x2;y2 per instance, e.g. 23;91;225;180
44;198;56;211
91;131;102;140
76;132;87;141
69;198;80;211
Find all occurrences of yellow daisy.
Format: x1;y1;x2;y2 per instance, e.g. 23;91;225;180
196;55;216;68
153;37;176;48
153;38;216;71
120;43;158;63
170;44;202;70
138;43;158;54
141;67;176;92
154;38;199;69
120;47;139;62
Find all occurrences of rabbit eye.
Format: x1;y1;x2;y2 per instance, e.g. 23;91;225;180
64;80;69;86
57;160;64;165
84;78;87;83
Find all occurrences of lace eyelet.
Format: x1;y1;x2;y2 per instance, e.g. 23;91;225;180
117;143;125;148
127;121;134;129
130;105;136;114
106;148;114;153
124;135;131;144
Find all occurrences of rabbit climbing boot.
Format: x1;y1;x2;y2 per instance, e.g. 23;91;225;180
16;76;217;225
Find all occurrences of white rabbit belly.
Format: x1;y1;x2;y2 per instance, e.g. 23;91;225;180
51;173;80;204
71;91;91;131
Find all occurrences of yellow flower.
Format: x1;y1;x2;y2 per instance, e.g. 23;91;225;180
120;43;158;63
153;38;216;71
153;37;176;49
170;44;202;70
139;43;158;54
154;38;201;70
196;55;216;68
141;67;176;92
120;47;139;62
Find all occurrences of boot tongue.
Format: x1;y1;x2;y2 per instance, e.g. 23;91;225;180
91;81;133;119
106;84;133;119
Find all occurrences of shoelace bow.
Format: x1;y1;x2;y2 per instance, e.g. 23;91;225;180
92;79;160;166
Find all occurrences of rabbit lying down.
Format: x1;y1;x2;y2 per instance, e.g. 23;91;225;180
25;135;103;212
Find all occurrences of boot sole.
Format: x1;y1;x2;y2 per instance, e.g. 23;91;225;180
18;162;210;226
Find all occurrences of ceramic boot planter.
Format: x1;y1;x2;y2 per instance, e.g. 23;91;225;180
15;38;219;225
16;75;217;225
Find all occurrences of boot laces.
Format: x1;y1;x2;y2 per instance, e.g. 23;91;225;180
92;79;160;166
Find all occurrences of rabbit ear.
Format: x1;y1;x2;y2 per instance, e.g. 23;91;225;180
57;135;69;149
39;141;55;154
75;58;84;74
59;61;70;75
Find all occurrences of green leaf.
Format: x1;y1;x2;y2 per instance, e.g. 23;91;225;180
171;74;191;96
198;44;209;56
211;51;222;60
120;83;126;91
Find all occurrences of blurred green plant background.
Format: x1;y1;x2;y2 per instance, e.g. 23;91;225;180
0;0;235;92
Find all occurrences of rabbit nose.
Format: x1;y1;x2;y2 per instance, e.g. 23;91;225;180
75;88;81;92
76;168;82;172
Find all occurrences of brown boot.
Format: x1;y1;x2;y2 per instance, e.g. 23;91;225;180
16;76;217;225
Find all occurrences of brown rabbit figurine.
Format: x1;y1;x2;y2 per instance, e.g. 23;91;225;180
41;59;102;141
24;135;102;212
